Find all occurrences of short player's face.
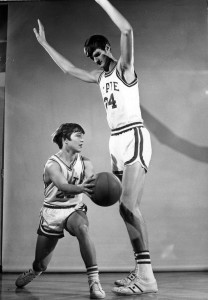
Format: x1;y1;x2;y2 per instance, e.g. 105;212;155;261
92;48;110;69
67;132;84;152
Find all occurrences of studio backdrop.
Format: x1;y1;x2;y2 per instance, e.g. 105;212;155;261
3;0;208;271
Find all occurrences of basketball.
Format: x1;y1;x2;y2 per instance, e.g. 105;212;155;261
91;172;122;207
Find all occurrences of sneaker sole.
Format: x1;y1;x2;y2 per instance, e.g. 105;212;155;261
90;293;106;299
112;284;158;296
112;289;158;296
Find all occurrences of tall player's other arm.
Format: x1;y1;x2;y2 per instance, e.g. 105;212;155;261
33;19;98;83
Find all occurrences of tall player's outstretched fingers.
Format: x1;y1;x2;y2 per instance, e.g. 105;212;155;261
33;19;46;45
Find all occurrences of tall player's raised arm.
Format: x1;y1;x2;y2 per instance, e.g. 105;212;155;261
94;0;134;70
33;19;98;83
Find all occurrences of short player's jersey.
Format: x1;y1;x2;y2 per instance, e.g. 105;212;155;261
43;154;85;207
98;63;143;130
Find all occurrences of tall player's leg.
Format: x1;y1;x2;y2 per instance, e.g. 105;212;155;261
113;162;158;295
120;162;149;253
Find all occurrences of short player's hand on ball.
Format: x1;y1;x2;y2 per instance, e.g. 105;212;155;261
79;176;95;198
33;19;47;45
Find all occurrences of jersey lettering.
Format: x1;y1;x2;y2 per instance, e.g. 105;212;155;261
104;93;117;109
56;174;78;199
98;64;143;129
105;81;119;93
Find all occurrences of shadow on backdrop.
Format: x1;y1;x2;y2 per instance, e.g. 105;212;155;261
142;106;208;163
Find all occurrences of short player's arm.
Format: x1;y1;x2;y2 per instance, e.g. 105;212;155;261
83;157;95;179
33;20;98;83
95;0;134;68
46;161;95;196
46;161;83;195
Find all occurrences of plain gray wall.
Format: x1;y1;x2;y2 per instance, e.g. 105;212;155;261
3;0;208;271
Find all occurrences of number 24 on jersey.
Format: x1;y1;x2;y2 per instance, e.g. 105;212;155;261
104;93;117;110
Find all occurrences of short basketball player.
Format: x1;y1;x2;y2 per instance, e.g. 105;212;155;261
33;0;158;295
15;123;106;299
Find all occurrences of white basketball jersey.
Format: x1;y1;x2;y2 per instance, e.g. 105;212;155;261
98;63;143;130
43;154;85;207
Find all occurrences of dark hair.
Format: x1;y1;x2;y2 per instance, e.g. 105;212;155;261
84;35;110;59
52;123;85;149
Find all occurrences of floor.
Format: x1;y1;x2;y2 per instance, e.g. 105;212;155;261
0;272;208;300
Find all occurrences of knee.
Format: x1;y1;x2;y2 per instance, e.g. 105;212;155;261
119;201;144;228
119;194;134;216
120;186;135;211
119;202;133;221
120;202;141;225
75;224;89;238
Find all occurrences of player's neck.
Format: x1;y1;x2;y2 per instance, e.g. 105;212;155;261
56;150;77;167
104;59;117;72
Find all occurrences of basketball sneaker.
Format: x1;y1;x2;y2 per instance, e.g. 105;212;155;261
15;269;41;288
89;280;106;299
112;276;158;295
114;270;137;286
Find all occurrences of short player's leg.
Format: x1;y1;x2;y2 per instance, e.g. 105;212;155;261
33;234;59;272
66;210;96;266
65;211;105;299
15;234;58;288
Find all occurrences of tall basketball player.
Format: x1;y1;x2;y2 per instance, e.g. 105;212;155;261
15;123;105;299
33;0;158;295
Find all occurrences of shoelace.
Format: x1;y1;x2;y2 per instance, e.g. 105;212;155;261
23;270;34;276
120;271;136;283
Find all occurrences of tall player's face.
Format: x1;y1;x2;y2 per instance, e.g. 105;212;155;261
92;48;111;70
67;132;84;153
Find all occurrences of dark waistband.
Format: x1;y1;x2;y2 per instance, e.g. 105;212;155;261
43;204;76;209
111;122;143;136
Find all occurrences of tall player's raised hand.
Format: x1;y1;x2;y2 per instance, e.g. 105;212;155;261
33;19;47;45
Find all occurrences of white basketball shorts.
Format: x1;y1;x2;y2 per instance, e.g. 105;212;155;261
109;125;152;177
37;202;87;239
